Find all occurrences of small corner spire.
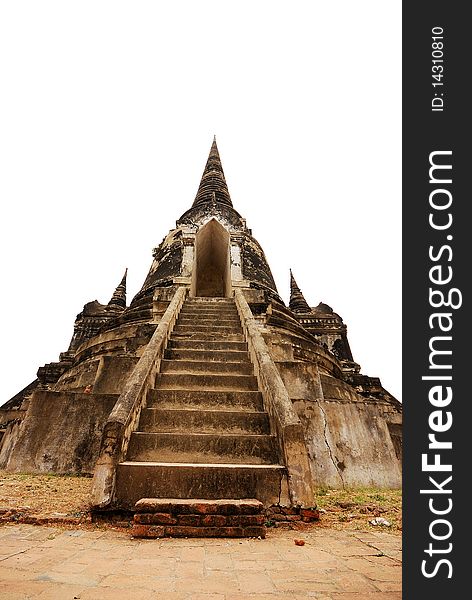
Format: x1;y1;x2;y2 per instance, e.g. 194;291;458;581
108;268;127;310
289;270;311;314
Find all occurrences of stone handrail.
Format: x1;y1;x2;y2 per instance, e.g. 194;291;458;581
91;286;187;508
234;289;315;507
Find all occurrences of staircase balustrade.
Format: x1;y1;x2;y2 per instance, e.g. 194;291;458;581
91;286;187;508
234;289;316;507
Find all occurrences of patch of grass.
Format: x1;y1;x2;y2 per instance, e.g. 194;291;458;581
314;487;402;533
11;473;30;481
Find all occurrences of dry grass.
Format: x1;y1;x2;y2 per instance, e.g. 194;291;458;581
0;471;402;534
0;470;92;517
314;487;402;533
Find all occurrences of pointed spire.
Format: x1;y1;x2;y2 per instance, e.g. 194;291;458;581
289;270;311;314
192;138;233;208
108;268;127;310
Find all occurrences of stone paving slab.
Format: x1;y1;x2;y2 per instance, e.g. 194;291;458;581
0;524;401;599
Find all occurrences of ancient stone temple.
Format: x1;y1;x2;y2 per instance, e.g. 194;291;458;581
0;139;401;533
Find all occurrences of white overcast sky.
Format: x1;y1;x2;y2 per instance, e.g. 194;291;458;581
0;1;401;405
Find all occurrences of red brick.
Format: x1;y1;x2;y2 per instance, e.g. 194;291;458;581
134;498;263;516
164;525;200;537
239;500;263;514
227;514;265;526
131;524;165;538
134;513;177;525
238;514;265;526
135;499;173;513
216;503;241;515
243;526;266;538
134;513;153;524
300;508;320;522
201;527;244;538
201;515;228;527
192;502;218;514
271;514;290;521
281;506;300;515
177;514;201;526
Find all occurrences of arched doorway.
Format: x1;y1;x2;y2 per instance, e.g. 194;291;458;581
191;219;231;297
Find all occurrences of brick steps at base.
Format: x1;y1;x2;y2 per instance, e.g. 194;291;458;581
131;497;266;538
132;524;265;538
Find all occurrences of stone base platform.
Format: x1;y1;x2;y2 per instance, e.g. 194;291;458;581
131;498;266;538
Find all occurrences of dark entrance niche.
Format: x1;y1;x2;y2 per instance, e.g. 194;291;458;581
191;219;231;297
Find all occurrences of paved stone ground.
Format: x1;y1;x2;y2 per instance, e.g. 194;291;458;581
0;523;401;599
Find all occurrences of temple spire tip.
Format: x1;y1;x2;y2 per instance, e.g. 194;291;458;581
191;138;233;209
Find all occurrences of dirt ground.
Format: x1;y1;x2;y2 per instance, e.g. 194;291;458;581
0;471;401;534
0;471;91;520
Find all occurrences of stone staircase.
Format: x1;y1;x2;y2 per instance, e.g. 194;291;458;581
114;297;286;513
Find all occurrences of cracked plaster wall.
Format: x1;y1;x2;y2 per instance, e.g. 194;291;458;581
274;360;402;489
3;391;118;474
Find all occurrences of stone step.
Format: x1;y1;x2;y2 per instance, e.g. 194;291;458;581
178;316;241;326
168;338;247;350
160;359;253;376
139;408;270;434
180;302;238;313
173;324;242;334
179;308;239;316
170;332;245;343
180;302;238;310
127;432;278;464
186;298;235;304
164;348;249;362
155;373;259;391
147;389;264;412
115;462;286;509
181;306;236;313
178;315;240;324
